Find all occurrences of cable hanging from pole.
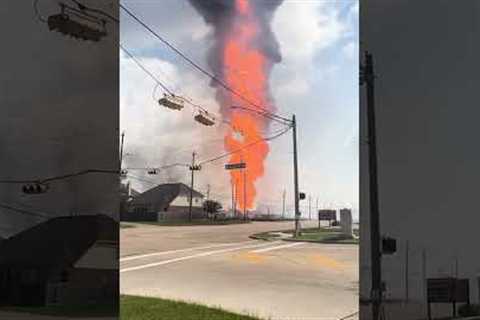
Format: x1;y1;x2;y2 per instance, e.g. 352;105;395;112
67;0;119;23
0;169;119;185
119;3;291;125
198;125;292;166
120;43;174;96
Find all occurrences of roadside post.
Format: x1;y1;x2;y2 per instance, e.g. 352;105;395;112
225;162;247;220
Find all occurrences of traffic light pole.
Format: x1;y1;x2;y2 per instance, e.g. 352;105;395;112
188;152;196;221
292;114;301;237
364;52;382;320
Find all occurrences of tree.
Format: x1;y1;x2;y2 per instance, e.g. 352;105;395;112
203;200;222;220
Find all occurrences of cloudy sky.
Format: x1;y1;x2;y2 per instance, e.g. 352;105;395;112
120;0;359;219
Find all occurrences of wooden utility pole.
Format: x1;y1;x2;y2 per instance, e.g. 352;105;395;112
243;166;247;220
363;51;382;320
231;180;235;217
188;152;196;221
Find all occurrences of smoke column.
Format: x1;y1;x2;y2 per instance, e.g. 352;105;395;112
189;0;283;211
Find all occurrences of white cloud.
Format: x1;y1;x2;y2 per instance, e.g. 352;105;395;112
273;2;347;64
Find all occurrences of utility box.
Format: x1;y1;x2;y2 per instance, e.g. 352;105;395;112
339;208;353;236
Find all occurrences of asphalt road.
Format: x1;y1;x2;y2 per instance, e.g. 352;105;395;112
121;221;359;320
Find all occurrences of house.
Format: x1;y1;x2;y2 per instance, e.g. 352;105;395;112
124;183;205;221
0;214;118;309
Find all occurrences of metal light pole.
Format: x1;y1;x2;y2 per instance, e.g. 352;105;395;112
292;114;301;237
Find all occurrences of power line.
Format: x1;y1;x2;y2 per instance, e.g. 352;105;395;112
124;163;189;171
119;3;289;124
0;203;48;219
198;125;292;166
125;174;158;186
0;169;119;185
120;43;173;95
120;43;218;118
67;0;119;23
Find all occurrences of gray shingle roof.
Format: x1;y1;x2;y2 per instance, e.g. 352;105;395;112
130;183;204;211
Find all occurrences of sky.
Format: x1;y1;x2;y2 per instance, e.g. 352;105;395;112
120;0;359;220
360;0;480;307
0;0;119;237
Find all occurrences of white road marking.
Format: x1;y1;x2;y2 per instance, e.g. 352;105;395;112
120;241;282;273
120;241;254;262
250;242;304;253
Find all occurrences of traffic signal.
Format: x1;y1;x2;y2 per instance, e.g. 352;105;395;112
299;192;306;200
22;183;49;194
382;236;397;255
194;110;215;126
147;169;158;175
158;94;185;110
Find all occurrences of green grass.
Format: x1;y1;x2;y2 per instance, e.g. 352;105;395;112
121;295;261;320
121;223;136;229
251;227;359;244
0;303;117;317
134;219;251;227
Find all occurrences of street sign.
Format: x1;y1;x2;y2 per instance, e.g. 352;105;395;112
454;279;470;303
427;278;470;320
225;162;246;170
427;278;455;303
22;183;49;194
318;210;336;221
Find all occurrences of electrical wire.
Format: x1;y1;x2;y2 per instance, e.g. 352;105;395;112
337;311;359;320
198;125;292;166
119;3;291;125
0;169;119;185
125;174;158;186
0;203;48;219
68;0;119;23
120;43;174;95
120;44;229;129
124;163;190;171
